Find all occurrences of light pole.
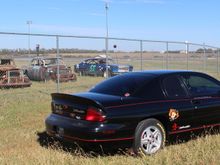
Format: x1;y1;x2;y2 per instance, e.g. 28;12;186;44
105;2;109;78
27;20;32;56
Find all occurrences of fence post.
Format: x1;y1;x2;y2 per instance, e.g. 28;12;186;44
7;71;10;84
185;41;189;70
203;43;206;72
166;42;169;70
56;35;60;93
218;49;219;73
140;40;143;71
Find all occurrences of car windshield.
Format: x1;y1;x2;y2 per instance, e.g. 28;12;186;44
85;58;115;65
89;73;154;97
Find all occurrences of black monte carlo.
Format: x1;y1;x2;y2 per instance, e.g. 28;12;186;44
45;70;220;154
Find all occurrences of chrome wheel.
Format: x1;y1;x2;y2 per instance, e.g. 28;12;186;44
140;126;162;154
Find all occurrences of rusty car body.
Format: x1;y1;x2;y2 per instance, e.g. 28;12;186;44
25;57;76;82
0;58;31;88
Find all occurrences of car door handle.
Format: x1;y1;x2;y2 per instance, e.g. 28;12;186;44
191;99;200;105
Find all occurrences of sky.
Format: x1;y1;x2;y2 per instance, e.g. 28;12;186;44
0;0;219;50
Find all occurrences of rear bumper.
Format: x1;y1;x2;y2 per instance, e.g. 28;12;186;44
45;114;134;143
52;74;77;82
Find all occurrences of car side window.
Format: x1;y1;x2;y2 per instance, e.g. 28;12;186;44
137;79;164;100
181;74;220;96
162;75;187;99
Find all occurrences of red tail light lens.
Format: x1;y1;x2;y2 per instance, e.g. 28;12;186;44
85;107;105;122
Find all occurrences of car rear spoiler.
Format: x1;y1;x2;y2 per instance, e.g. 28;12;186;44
51;93;103;109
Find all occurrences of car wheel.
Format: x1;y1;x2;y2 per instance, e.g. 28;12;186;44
133;118;166;155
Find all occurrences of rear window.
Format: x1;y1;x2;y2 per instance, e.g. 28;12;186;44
90;74;155;97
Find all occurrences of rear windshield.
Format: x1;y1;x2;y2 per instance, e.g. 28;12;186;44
89;74;155;97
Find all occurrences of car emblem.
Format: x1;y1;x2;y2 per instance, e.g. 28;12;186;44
169;108;179;121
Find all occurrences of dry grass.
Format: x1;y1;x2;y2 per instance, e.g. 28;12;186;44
0;76;220;165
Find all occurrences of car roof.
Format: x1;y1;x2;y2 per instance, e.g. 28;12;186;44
85;57;112;61
32;57;62;60
124;70;201;77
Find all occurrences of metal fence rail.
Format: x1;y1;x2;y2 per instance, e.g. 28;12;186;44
0;31;219;92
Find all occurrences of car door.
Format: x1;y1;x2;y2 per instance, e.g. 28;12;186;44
161;75;194;133
29;59;40;80
87;59;99;76
77;59;90;75
180;73;220;128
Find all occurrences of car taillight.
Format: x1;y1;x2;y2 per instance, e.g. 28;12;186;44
85;107;105;122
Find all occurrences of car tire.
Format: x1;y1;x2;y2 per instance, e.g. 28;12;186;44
133;118;166;155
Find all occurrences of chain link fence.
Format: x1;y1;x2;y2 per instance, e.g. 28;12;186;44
0;32;219;93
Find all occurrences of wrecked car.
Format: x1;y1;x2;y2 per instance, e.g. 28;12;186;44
25;57;77;82
74;55;133;78
0;58;31;88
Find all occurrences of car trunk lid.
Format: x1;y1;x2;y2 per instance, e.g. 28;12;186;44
51;93;108;121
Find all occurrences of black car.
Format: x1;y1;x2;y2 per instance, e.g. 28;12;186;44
45;70;220;155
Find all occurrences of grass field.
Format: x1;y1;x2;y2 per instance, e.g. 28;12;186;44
0;76;220;165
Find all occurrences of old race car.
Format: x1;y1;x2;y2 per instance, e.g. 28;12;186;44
0;58;31;88
45;70;220;155
74;55;133;77
25;57;76;82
